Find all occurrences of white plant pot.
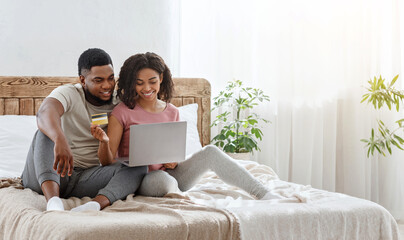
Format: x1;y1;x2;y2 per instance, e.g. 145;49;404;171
226;152;252;161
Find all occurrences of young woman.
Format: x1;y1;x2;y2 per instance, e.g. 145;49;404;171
91;52;280;200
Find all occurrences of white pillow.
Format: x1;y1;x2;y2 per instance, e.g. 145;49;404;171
0;104;203;177
178;103;203;157
0;115;37;178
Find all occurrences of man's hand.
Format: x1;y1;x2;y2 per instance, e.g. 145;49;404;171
163;162;178;169
91;124;109;143
53;137;74;177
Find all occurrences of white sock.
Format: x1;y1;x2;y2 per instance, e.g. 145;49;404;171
46;196;65;211
261;191;284;200
70;201;101;212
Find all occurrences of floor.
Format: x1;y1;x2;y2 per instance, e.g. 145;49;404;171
398;220;404;239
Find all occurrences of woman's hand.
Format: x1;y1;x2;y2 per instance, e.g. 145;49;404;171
91;124;109;143
163;162;178;169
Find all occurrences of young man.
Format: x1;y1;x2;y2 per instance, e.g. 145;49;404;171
21;48;147;211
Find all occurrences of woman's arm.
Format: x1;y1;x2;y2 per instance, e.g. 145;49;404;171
91;115;123;166
91;124;114;166
106;115;123;160
162;106;180;169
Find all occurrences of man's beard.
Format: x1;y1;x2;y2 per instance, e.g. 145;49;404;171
84;87;112;106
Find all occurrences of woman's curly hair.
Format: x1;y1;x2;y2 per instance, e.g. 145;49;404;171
117;52;174;109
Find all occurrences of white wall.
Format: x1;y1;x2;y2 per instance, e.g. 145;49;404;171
0;0;180;76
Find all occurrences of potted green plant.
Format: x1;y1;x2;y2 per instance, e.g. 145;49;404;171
210;79;270;159
361;75;404;156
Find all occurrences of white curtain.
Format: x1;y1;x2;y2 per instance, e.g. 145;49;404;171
179;0;404;219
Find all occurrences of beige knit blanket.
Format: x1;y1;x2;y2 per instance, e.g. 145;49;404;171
1;161;399;240
0;177;240;240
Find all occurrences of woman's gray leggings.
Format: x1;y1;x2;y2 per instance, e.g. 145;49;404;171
138;145;269;199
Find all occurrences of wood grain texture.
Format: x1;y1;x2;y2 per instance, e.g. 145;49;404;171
4;98;19;115
183;98;195;105
0;77;211;145
0;98;4;115
34;98;44;115
173;78;211;97
201;97;211;146
170;98;183;107
0;76;78;98
20;98;34;115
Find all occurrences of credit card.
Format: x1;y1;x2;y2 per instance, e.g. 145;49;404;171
91;113;108;125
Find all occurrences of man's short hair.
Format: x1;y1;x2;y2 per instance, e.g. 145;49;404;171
78;48;113;76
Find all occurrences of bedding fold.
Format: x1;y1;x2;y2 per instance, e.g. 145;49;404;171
0;177;23;189
187;160;400;240
0;160;399;240
0;179;240;240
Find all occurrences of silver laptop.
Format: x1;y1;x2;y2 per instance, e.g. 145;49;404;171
117;121;187;167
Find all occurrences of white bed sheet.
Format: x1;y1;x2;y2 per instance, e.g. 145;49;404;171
188;160;400;240
0;115;37;178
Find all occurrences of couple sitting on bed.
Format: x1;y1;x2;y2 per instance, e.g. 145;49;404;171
21;48;280;212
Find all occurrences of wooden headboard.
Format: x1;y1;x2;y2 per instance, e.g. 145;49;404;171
0;77;211;146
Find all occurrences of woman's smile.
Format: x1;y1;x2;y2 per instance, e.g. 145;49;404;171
142;91;155;98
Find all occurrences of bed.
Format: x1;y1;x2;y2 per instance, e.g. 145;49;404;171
0;76;400;240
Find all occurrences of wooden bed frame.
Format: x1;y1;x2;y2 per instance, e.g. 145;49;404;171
0;77;211;146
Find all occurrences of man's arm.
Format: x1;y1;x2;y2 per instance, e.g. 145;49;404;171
37;97;73;177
